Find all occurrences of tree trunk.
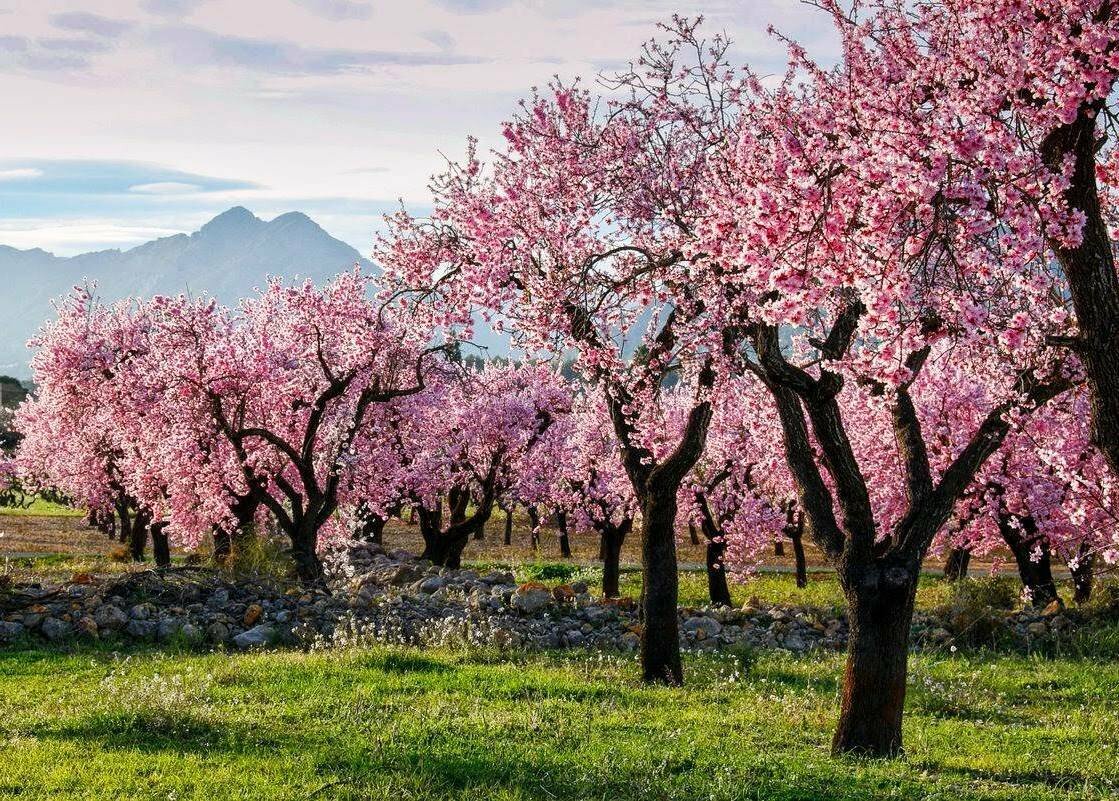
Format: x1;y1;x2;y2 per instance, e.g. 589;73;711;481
150;521;171;568
1000;515;1060;608
356;507;387;545
115;502;131;545
774;537;785;557
556;511;572;558
503;505;513;546
832;563;918;757
696;508;732;606
599;521;629;598
129;509;150;562
290;528;323;582
527;506;540;550
1070;544;1095;605
688;522;700;545
943;546;971;582
789;524;808;589
640;491;683;685
1042;106;1119;478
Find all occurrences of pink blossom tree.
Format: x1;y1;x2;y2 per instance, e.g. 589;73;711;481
376;22;741;682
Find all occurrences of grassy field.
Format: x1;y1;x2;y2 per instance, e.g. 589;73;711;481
0;643;1116;800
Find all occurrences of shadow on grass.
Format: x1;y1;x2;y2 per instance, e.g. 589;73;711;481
34;709;284;755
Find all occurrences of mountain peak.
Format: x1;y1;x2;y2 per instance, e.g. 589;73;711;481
198;206;262;236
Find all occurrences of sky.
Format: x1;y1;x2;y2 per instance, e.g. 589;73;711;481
0;0;837;257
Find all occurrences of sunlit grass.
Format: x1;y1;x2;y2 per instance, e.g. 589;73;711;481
0;643;1115;800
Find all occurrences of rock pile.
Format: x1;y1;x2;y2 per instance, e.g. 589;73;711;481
0;542;1111;654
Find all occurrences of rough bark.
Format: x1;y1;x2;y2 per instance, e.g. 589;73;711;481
639;490;683;684
502;504;513;546
943;546;971;582
832;561;918;757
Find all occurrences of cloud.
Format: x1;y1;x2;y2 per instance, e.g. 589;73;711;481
141;0;208;17
0;160;258;197
429;0;514;13
293;0;373;21
37;37;115;54
129;181;203;194
0;36;94;73
50;12;133;38
421;29;455;52
0;168;43;181
151;25;488;74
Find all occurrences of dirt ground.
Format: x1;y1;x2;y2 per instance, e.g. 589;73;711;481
0;509;814;569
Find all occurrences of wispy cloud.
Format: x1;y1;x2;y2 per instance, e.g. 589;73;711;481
141;0;208;17
129;181;203;194
151;25;488;74
0;168;43;181
50;12;133;38
293;0;373;21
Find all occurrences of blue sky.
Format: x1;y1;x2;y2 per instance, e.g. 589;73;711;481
0;1;836;256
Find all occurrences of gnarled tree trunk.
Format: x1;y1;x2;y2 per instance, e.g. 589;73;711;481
640;490;683;685
833;560;918;757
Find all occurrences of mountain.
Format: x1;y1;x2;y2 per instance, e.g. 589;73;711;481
0;208;373;377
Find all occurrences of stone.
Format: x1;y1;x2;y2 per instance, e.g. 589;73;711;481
234;624;277;650
40;617;71;641
682;616;722;638
571;581;589;595
70;572;95;585
179;623;203;644
207;588;230;609
94;604;129;631
129;603;153;620
0;621;25;641
125;619;158;639
1041;599;1064;617
243;603;263;626
619;631;640;651
419;576;445;594
511;585;552;615
552;585;576;603
76;616;99;638
1027;621;1048;637
157;618;185;641
207;622;231;643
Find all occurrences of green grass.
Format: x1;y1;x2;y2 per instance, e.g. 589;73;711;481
0;497;84;517
0;643;1115;800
